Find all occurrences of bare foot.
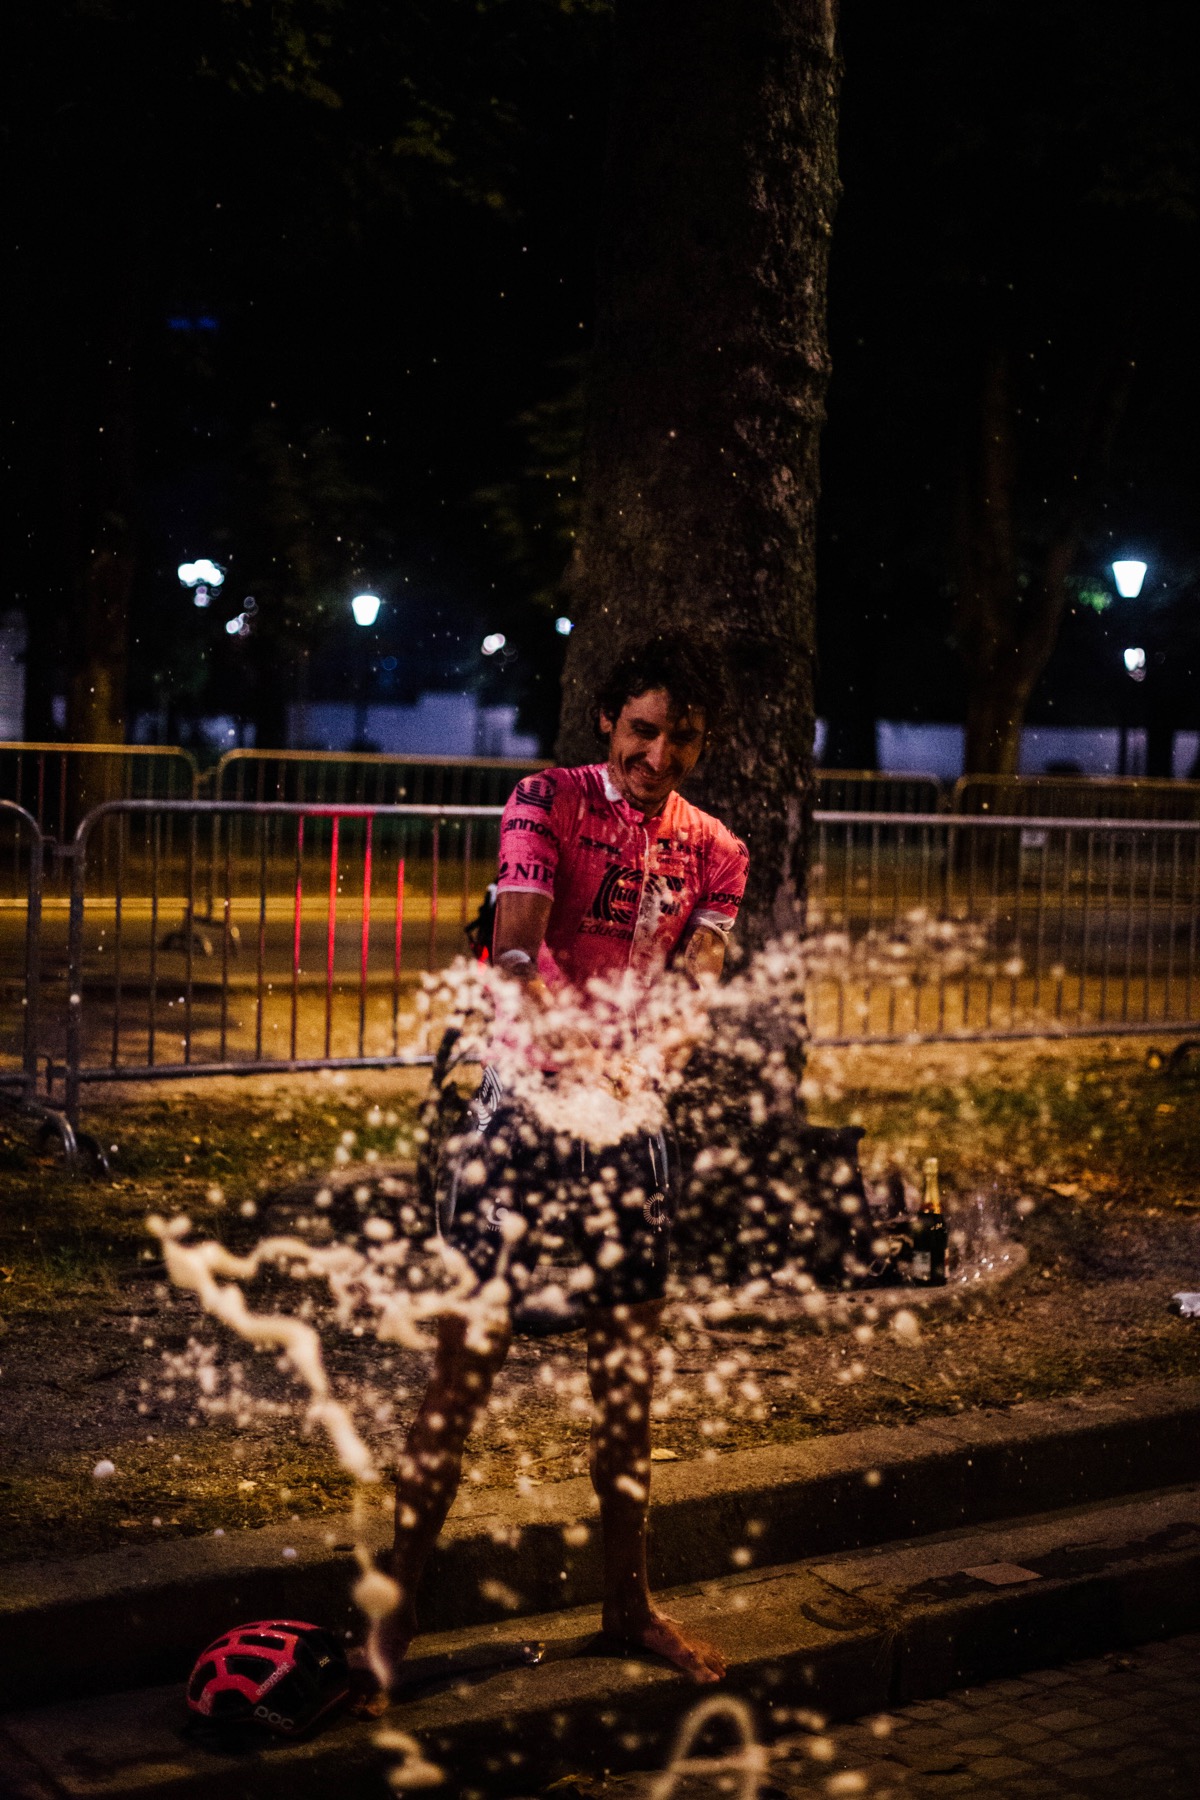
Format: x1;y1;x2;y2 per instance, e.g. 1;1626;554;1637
345;1652;390;1720
602;1610;726;1684
347;1600;418;1710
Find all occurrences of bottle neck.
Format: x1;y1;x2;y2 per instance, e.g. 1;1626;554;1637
922;1159;942;1215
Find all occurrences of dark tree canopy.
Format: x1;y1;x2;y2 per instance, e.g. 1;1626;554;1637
11;0;610;744
818;0;1200;775
13;0;1198;786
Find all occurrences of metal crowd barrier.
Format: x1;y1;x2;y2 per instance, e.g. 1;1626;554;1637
810;811;1200;1043
208;748;546;809
182;756;1200;824
10;739;1200;830
0;743;198;845
60;800;504;1127
213;758;938;814
0;800;85;1161
814;770;945;813
0;800;44;1103
4;791;1200;1138
953;774;1200;821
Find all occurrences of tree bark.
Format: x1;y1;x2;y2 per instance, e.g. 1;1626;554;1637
556;0;841;948
955;342;1134;778
62;291;138;750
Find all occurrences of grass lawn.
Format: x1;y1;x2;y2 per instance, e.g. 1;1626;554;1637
1;1038;1197;1562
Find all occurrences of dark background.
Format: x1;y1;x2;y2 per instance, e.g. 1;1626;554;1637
9;0;1199;761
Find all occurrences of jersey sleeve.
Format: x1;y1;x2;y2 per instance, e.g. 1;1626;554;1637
496;769;562;900
691;826;750;937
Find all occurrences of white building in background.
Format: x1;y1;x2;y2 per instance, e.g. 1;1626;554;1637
287;692;540;759
844;721;1199;781
0;613;26;740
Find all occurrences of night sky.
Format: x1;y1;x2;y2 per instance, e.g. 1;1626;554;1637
11;0;1199;756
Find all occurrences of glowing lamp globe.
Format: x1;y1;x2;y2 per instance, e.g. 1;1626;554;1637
177;559;226;609
177;559;225;589
351;593;382;628
1112;560;1148;599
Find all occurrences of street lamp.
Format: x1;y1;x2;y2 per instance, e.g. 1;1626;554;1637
1112;560;1150;775
177;558;226;609
351;592;382;628
349;594;382;749
1112;560;1148;599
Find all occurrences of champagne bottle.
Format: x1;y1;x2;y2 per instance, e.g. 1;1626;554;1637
910;1156;948;1286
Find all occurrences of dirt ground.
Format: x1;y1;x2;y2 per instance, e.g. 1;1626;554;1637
1;1037;1198;1562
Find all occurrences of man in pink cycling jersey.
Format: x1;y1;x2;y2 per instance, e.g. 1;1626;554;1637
374;636;748;1693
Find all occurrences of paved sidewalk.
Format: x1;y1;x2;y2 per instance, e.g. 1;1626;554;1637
620;1632;1200;1800
8;1379;1200;1713
5;1485;1200;1798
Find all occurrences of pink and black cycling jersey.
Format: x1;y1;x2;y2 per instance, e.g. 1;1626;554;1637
496;763;749;993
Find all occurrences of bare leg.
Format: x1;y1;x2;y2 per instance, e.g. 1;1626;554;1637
370;1306;511;1691
587;1300;726;1683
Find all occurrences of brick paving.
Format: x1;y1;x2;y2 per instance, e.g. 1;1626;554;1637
594;1632;1200;1800
755;1634;1200;1799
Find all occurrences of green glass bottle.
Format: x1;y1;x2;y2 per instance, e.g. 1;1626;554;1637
910;1156;948;1286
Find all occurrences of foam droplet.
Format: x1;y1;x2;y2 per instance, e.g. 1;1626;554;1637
891;1308;921;1344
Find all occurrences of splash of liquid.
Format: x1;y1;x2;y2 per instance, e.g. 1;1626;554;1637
148;928;1002;1783
649;1694;768;1800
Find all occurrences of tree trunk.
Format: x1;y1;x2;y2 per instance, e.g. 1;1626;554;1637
557;0;841;948
64;305;137;751
959;537;1083;780
1145;710;1173;780
819;586;879;770
955;342;1134;778
962;669;1029;779
67;549;134;748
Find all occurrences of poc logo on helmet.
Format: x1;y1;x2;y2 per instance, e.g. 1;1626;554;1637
255;1704;295;1730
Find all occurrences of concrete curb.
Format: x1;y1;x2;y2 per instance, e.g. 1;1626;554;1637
3;1484;1200;1799
1;1377;1198;1710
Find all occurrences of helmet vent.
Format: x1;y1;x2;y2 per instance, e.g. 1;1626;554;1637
224;1654;275;1683
187;1661;217;1703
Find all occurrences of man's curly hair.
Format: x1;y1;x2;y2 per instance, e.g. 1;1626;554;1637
592;634;727;749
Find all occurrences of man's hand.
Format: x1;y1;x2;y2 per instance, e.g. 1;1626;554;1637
679;923;727;987
492;891;597;1066
493;891;552;1004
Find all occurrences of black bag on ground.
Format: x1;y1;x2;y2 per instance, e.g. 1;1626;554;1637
674;1118;901;1289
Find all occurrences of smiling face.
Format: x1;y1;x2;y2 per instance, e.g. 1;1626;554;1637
599;686;706;815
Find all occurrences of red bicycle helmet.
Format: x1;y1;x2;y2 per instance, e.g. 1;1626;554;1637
186;1619;350;1736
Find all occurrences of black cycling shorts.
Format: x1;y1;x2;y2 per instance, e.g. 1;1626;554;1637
441;1097;679;1323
